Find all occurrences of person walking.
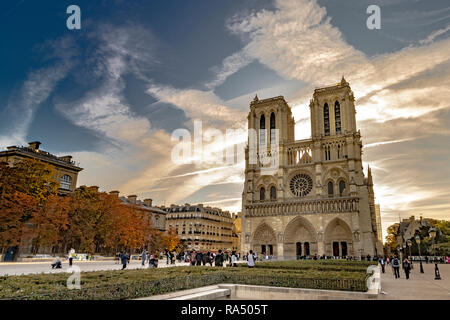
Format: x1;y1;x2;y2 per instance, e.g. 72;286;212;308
120;252;128;270
247;250;255;268
141;249;147;267
68;248;75;266
190;251;196;266
378;256;386;273
202;252;208;266
208;252;213;266
402;258;411;279
231;251;238;267
196;251;203;266
215;250;224;267
392;256;401;279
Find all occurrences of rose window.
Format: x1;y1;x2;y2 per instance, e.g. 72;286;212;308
290;174;313;197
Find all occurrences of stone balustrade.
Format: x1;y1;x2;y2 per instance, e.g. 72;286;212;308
245;196;359;217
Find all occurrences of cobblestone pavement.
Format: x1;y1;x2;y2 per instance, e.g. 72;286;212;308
0;259;191;276
0;259;246;276
379;263;450;300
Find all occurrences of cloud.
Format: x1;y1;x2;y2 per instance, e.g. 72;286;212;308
227;0;371;85
419;24;450;45
147;85;247;127
206;51;254;89
0;38;75;147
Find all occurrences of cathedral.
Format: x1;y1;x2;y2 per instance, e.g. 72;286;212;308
241;77;383;259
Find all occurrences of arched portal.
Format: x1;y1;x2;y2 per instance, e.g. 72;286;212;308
251;223;277;256
283;216;317;258
324;218;353;257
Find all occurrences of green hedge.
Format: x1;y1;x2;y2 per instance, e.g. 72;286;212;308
0;264;371;300
238;260;376;272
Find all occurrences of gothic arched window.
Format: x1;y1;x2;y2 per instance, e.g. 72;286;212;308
259;114;265;145
339;180;346;196
328;181;334;197
335;101;341;134
270;186;277;200
260;187;266;201
270;112;276;143
324;103;330;136
60;175;72;190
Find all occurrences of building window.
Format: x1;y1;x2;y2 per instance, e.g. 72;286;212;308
328;181;334;197
259;114;265;145
270;186;276;200
325;146;331;161
270;112;276;143
335;101;341;134
60;175;72;190
339;180;346;196
324;103;330;136
260;187;265;201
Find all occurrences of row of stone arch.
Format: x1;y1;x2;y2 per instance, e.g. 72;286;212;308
251;216;354;257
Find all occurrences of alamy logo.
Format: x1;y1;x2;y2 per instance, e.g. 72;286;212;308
366;265;381;292
67;265;81;290
67;5;81;30
366;5;381;30
171;121;280;175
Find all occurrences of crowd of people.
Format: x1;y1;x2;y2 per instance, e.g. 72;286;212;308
57;248;450;274
114;249;263;270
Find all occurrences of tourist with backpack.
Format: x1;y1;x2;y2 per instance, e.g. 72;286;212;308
392;256;401;278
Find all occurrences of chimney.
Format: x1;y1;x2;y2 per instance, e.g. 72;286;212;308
28;141;41;150
128;195;137;204
109;191;120;197
144;199;153;207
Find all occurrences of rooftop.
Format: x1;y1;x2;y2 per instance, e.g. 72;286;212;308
1;141;82;170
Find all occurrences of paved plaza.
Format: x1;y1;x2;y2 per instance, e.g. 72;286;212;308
1;260;448;300
0;259;191;276
380;263;449;300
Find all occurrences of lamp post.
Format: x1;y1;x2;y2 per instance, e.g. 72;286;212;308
403;243;407;261
429;228;441;280
415;235;424;273
407;239;413;268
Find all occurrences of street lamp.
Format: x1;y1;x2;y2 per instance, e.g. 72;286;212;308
429;228;441;280
407;239;413;268
415;235;424;273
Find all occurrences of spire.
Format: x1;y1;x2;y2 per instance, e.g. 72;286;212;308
367;165;373;186
253;94;259;102
340;76;347;85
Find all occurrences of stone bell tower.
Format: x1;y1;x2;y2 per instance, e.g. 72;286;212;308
241;78;382;259
309;76;357;138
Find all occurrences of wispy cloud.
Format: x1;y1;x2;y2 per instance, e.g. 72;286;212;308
0;38;75;147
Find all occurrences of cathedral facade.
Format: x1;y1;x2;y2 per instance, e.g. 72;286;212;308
241;78;383;259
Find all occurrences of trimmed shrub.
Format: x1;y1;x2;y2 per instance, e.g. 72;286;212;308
0;262;371;300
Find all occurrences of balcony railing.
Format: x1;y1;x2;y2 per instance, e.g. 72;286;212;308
285;140;314;166
245;196;359;217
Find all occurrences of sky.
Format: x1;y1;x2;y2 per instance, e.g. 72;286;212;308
0;0;449;242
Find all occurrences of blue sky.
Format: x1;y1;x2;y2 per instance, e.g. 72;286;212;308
1;0;449;240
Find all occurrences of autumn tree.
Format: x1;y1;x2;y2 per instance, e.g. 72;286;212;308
161;228;181;252
0;160;57;253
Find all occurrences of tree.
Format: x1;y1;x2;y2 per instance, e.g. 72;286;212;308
161;228;181;252
384;223;399;254
28;195;70;254
0;192;39;249
0;160;57;253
